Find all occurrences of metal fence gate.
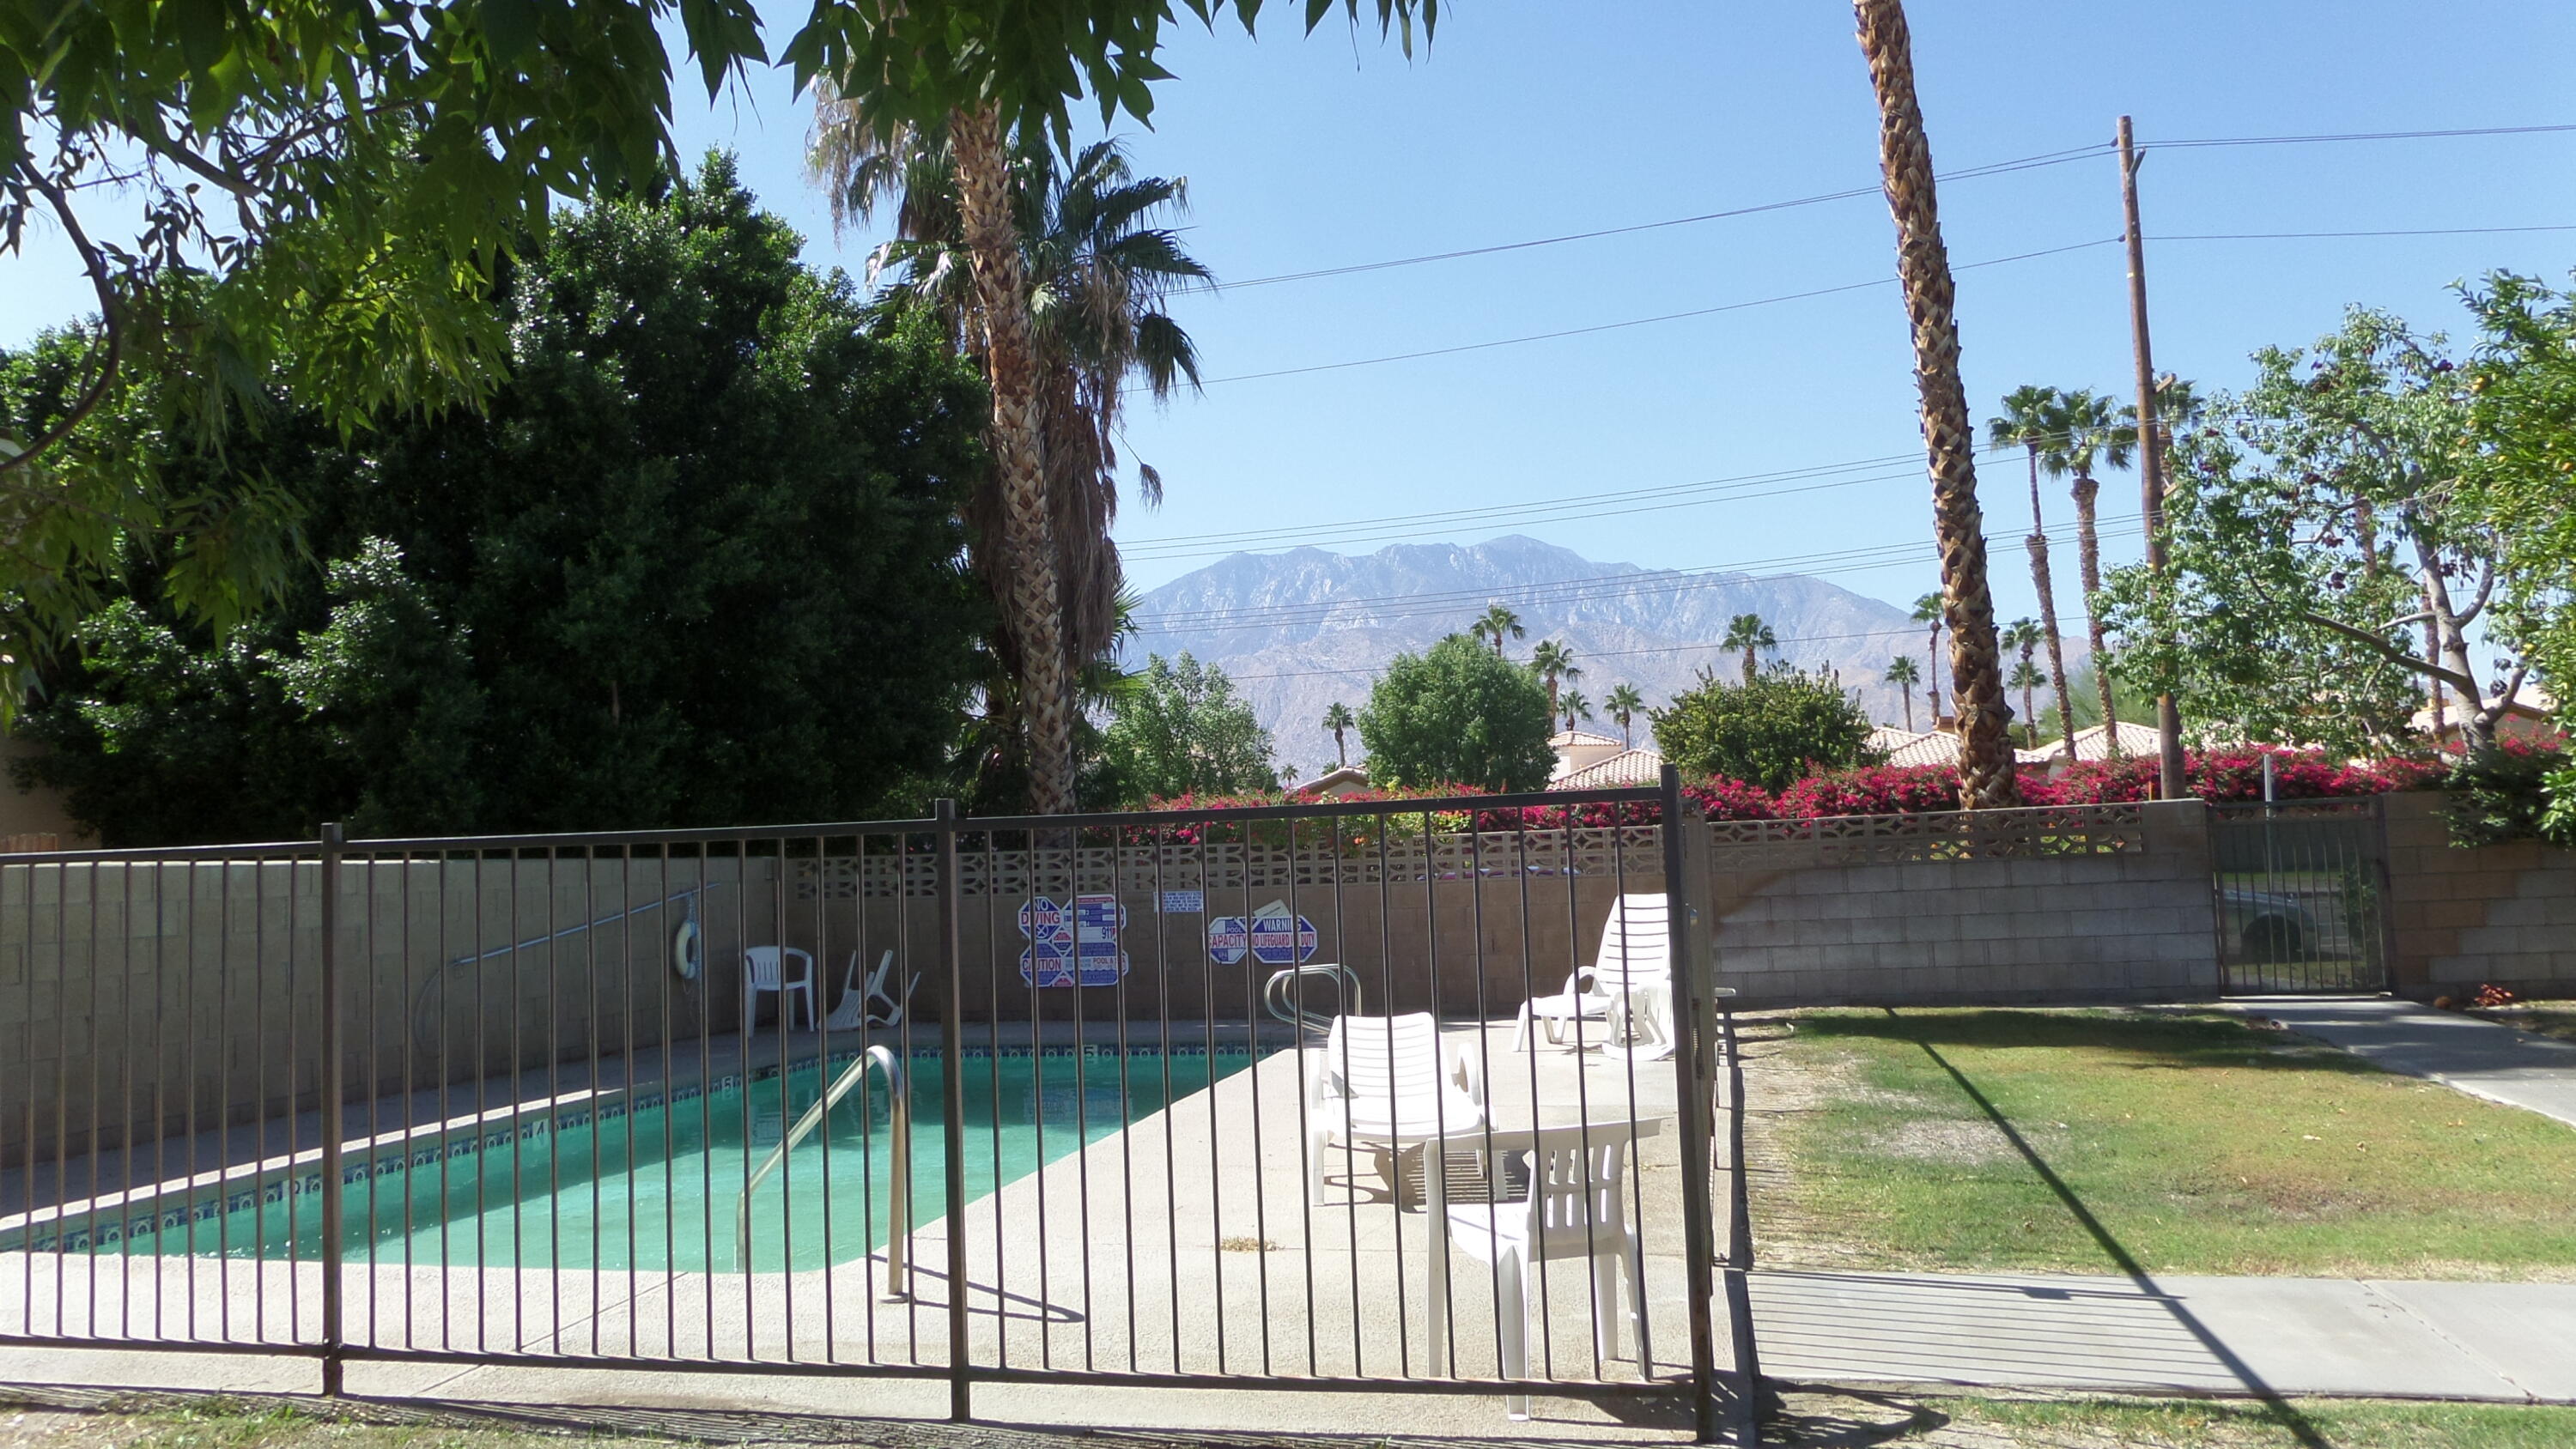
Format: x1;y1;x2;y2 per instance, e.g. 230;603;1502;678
0;779;1738;1434
2208;798;2391;994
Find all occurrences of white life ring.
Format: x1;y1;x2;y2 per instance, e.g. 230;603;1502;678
672;918;702;980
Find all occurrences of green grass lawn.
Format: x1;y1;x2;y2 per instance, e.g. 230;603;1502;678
1922;1395;2576;1448
1753;1007;2576;1279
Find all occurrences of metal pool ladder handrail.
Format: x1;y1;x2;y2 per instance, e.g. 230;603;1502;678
734;1043;911;1300
1263;961;1363;1033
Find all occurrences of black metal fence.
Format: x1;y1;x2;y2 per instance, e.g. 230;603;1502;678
2208;798;2392;994
1;778;1742;1434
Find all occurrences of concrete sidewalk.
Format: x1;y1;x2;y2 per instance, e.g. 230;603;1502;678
2227;995;2576;1128
1753;1269;2576;1402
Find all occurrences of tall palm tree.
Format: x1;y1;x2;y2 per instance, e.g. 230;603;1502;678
811;113;1210;815
1910;592;1947;724
2008;658;2046;749
1720;612;1777;685
1529;639;1581;720
1988;384;2079;758
1883;655;1922;732
1321;701;1355;768
1604;683;1645;749
1558;688;1593;734
1855;0;2019;807
1471;604;1526;658
2038;386;2136;751
2000;617;2042;745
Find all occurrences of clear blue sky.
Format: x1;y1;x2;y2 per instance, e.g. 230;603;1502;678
8;1;2573;629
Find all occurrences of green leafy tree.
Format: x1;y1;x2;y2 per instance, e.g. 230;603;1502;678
1999;617;2044;745
1321;701;1357;768
13;158;987;843
1882;655;1922;731
2462;271;2576;718
1603;682;1645;748
1721;613;1777;685
1471;603;1526;658
2099;306;2537;755
1990;383;2080;756
1358;634;1557;792
1651;666;1880;791
1528;637;1581;718
1097;652;1277;800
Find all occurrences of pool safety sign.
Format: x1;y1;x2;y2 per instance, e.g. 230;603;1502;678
1018;893;1128;988
1207;900;1321;967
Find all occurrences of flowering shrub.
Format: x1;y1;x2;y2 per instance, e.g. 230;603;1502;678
1775;764;1961;819
1126;746;2450;831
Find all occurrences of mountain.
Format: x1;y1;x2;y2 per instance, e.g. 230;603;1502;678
1124;536;2058;779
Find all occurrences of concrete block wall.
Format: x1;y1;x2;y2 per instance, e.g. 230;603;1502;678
2383;791;2576;997
1705;800;2224;1009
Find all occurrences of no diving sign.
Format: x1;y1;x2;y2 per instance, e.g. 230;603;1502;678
1207;900;1320;967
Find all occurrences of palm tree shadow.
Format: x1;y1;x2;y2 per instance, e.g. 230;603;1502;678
1885;1009;2335;1449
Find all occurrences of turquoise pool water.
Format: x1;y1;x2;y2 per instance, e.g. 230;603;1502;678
48;1047;1256;1273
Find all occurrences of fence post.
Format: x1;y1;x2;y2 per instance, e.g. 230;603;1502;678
1659;767;1723;1443
318;822;345;1396
934;799;971;1422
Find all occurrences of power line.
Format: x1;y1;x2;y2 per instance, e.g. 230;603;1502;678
1215;143;2115;290
1193;238;2119;387
2150;122;2576;149
1219;621;1933;683
2159;222;2576;242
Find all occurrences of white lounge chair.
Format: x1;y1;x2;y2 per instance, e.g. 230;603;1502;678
1510;893;1674;1058
741;945;817;1034
1431;1119;1665;1419
1306;1012;1487;1207
821;949;919;1032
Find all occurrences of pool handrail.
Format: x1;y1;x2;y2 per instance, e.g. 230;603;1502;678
734;1042;912;1300
1263;961;1364;1033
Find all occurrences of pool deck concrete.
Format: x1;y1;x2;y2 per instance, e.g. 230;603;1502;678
2;1022;1717;1438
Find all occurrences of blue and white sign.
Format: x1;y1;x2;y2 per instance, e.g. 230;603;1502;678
1207;902;1320;967
1159;889;1205;915
1018;892;1128;988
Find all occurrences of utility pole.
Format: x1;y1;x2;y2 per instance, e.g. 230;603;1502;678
2119;114;2188;800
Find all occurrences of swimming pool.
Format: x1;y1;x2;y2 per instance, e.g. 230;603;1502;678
42;1046;1259;1274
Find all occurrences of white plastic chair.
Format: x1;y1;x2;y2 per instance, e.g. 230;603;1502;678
821;949;919;1032
1510;893;1674;1058
1432;1119;1666;1419
1306;1012;1487;1206
740;945;817;1034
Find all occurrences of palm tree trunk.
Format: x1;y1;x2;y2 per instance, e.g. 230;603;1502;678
2069;470;2117;753
2025;444;2078;758
1855;0;2017;808
951;104;1074;814
1900;685;1914;733
1741;646;1756;686
1923;625;1941;723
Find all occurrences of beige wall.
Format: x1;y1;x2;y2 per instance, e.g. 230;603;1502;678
0;737;88;850
2383;791;2576;997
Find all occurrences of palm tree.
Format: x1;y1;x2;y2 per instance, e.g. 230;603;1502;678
1989;384;2080;758
1558;688;1594;734
1471;604;1526;658
2038;387;2136;751
1604;683;1645;749
811;118;1210;813
1321;701;1355;768
1529;639;1581;720
2008;658;2046;749
1910;592;1947;724
1855;0;2019;808
1883;655;1922;732
2000;617;2042;745
1720;613;1777;685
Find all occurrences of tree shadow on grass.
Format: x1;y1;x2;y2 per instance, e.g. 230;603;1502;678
1796;1008;2382;1078
1863;1007;2337;1449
